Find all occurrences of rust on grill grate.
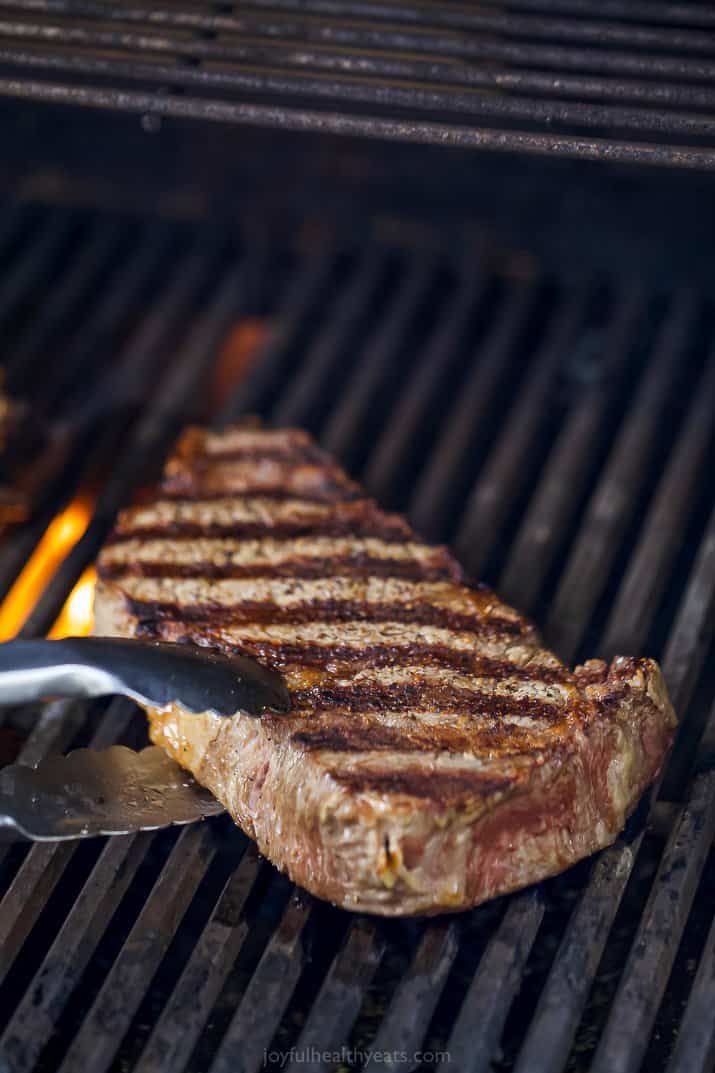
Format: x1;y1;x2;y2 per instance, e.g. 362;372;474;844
0;198;713;1073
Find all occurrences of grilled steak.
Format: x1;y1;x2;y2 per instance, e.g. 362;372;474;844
94;425;677;916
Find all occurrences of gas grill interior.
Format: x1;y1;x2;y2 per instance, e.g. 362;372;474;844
1;4;715;1073
0;193;712;1073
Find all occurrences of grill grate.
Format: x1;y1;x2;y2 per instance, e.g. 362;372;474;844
3;2;715;167
0;198;714;1073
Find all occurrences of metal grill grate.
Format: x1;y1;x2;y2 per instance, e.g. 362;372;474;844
0;199;713;1073
2;2;715;167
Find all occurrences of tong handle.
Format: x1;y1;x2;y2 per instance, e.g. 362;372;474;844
0;636;291;716
0;639;124;706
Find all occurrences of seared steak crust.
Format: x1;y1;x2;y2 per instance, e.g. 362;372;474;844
94;426;677;915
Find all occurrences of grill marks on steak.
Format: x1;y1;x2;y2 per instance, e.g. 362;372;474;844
118;575;531;637
98;535;461;583
94;424;678;915
98;429;573;761
287;664;576;724
289;719;559;759
105;496;413;544
162;432;363;503
134;616;567;678
132;620;572;687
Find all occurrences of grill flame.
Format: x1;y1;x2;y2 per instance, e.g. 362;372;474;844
0;496;95;640
50;566;96;639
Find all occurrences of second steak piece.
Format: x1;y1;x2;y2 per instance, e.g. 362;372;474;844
94;426;676;916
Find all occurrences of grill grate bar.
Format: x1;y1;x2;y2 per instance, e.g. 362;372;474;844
508;0;715;24
592;746;715;1073
513;834;638;1073
6;0;715;45
0;224;173;615
362;262;486;506
454;284;589;576
284;919;385;1073
1;831;154;1073
228;0;715;39
10;33;715;119
665;884;715;1073
6;78;715;170
5;219;123;394
5;1;715;73
133;843;264;1073
659;502;715;716
515;724;714;1073
0;212;73;330
0;704;146;1073
56;823;215;1073
36;224;172;416
447;891;545;1073
6;1;715;164
11;41;715;146
322;257;435;464
409;279;536;543
0;233;168;624
221;247;335;424
209;890;314;1073
81;242;222;423
0;701;87;905
19;249;232;639
0;233;205;611
271;252;385;429
1;700;86;771
0;832;75;985
0;701;135;991
362;920;459;1073
544;290;699;663
602;348;715;660
500;287;646;614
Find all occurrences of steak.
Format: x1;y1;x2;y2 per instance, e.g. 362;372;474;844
94;425;677;916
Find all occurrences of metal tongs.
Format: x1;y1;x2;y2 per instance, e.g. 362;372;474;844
0;637;290;842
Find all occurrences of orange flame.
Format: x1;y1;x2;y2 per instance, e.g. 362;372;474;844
50;566;96;639
0;496;95;641
210;318;267;410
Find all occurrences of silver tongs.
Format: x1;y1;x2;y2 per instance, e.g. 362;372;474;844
0;637;290;842
0;637;290;716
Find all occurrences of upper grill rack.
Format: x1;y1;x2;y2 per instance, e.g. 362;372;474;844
3;1;715;167
0;198;713;1073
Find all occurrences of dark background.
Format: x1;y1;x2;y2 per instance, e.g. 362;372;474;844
3;98;715;289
